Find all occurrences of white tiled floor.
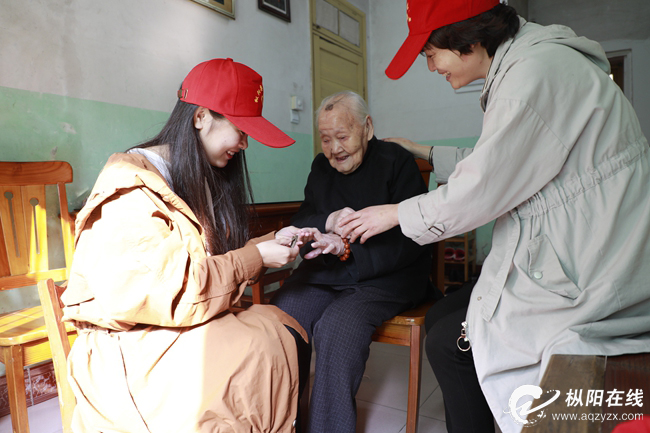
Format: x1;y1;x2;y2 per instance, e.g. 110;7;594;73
355;342;447;433
0;397;63;433
0;342;447;433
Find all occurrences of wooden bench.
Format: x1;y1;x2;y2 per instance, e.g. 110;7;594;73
524;353;650;432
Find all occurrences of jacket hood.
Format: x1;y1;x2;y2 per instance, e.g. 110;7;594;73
74;153;200;244
481;17;610;110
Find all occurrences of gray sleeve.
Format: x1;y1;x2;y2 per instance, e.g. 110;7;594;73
398;98;569;245
432;146;474;184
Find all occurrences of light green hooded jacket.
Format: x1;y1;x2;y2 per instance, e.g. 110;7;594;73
399;17;650;432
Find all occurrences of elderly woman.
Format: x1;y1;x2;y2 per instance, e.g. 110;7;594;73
341;1;650;432
271;91;436;433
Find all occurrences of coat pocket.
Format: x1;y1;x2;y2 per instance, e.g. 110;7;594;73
527;234;581;299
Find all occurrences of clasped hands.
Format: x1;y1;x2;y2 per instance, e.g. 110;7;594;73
271;202;399;266
275;226;347;260
272;207;355;262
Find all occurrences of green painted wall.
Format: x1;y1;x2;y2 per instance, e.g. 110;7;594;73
1;86;312;210
2;86;169;209
246;132;313;204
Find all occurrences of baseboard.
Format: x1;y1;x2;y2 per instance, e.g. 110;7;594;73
0;361;58;418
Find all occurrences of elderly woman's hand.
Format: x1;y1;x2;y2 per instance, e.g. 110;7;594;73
304;231;347;260
325;207;356;235
339;204;400;244
275;226;318;248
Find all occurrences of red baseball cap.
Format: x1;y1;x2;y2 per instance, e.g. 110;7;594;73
386;0;500;80
178;58;294;148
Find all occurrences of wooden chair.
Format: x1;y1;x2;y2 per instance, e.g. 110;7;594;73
0;161;77;433
37;279;76;433
371;300;436;433
232;267;294;311
369;158;438;433
250;277;436;433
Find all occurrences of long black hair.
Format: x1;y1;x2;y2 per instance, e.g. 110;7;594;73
424;4;520;58
132;99;254;255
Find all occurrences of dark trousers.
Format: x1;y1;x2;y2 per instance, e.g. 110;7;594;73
272;282;415;433
425;283;495;433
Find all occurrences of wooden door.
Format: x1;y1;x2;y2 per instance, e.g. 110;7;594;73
311;0;367;155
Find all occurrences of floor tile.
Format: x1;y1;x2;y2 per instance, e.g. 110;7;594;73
356;342;438;412
419;385;446;421
368;341;413;356
0;397;62;433
397;415;447;433
356;400;407;433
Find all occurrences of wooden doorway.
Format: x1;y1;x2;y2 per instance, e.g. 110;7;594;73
311;0;367;154
607;49;632;103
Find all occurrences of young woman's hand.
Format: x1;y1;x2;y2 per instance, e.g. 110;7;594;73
304;232;346;260
325;207;355;235
255;240;299;268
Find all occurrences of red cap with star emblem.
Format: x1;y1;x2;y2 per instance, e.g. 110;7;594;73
178;58;294;148
386;0;500;80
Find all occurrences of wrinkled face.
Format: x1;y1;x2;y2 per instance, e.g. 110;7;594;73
423;44;491;90
318;104;373;174
195;108;248;168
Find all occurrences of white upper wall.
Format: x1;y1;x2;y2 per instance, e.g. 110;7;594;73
367;0;485;141
529;0;650;42
2;0;646;147
0;0;316;136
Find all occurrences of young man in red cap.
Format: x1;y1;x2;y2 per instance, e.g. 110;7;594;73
341;2;650;432
62;58;315;432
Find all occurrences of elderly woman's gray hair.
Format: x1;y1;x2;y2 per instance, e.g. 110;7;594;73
315;91;370;126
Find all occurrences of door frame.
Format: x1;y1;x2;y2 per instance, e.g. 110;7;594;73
310;0;367;155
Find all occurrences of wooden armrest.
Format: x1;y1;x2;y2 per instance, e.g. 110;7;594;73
258;268;292;285
55;284;67;309
248;267;293;305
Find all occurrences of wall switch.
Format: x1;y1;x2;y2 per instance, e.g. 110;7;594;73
291;95;303;111
290;110;300;124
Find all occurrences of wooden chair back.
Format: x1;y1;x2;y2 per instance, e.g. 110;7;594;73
0;161;75;289
37;279;76;433
415;158;432;186
0;161;76;433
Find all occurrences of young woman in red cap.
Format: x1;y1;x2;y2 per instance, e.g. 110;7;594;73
62;58;314;432
341;2;650;432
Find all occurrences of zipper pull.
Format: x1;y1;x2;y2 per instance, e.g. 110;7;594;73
457;321;471;352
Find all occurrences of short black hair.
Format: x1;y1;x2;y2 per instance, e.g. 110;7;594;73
424;4;520;58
